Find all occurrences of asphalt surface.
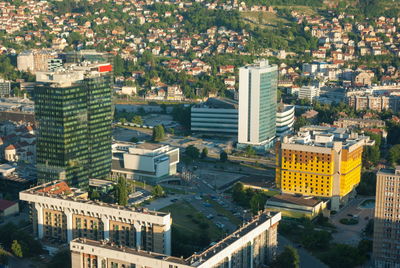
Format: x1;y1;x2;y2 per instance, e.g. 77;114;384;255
146;167;329;268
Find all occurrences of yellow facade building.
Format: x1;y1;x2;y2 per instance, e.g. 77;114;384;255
276;126;374;210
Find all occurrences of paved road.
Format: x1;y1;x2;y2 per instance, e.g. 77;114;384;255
278;235;328;268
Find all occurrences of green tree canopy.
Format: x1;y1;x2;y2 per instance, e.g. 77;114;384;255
132;115;143;125
186;145;200;160
389;144;400;165
115;177;128;206
271;246;300;268
152;125;165;142
200;148;208;159
152;185;165;198
220;151;228;162
11;240;22;258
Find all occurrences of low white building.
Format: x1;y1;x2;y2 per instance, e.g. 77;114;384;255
191;98;238;135
111;142;179;183
298;86;320;103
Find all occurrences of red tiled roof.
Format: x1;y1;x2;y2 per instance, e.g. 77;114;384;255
0;199;17;211
5;144;16;150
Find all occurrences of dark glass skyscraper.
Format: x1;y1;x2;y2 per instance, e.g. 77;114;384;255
35;63;112;187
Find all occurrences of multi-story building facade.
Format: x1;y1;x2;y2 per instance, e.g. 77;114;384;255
0;78;11;97
334;118;385;129
111;142;179;183
70;211;281;268
63;50;113;64
373;168;400;268
238;60;278;150
276;104;295;137
347;94;390;112
35;62;113;187
17;50;58;73
276;126;374;210
298;86;320;103
20;181;171;255
191;98;238;135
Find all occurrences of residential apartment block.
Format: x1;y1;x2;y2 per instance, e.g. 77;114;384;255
35;62;113;187
70;211;281;268
334;118;385;129
373;168;400;268
276;126;374;210
347;94;390;112
20;181;172;255
238;60;278;150
111;142;179;184
17;49;59;73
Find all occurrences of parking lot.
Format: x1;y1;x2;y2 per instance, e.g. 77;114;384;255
331;197;375;245
113;126;151;141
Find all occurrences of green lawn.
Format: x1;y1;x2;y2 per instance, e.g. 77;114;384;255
160;200;223;241
241;11;290;29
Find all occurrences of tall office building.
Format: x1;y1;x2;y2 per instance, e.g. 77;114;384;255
238;60;278;150
373;167;400;268
276;126;374;211
35;63;112;187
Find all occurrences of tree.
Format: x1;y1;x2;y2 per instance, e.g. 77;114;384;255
293;116;309;131
132;115;143;125
389;144;400;165
152;125;165;142
356;172;376;196
0;247;8;265
321;244;367;268
114;54;124;76
11;240;22;258
200;148;208;159
250;193;264;214
364;219;374;237
232;182;246;204
271;246;300;268
47;249;71;268
301;230;331;250
244;145;256;157
220;151;228;162
152;185;165;198
89;190;100;200
186;145;200;159
115;177;128;206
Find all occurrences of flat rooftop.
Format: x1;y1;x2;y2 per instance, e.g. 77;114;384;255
187;211;279;265
21;181;169;217
135;143;165;150
71;211;280;266
193;97;238;110
284;125;373;149
72;238;189;265
268;194;322;207
378;167;400;175
113;141;166;151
